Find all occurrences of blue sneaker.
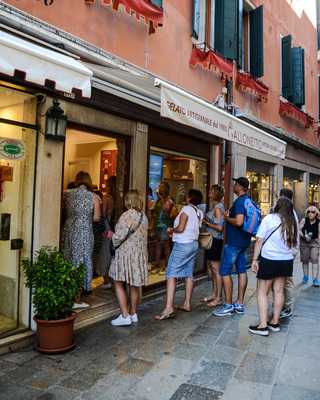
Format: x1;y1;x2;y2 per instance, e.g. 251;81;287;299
233;303;245;315
302;275;309;284
313;279;320;287
213;304;234;317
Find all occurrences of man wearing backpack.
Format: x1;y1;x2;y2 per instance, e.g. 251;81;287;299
214;177;257;317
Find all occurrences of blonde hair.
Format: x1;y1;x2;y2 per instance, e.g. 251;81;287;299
211;184;224;201
305;205;320;217
75;171;92;191
124;189;143;211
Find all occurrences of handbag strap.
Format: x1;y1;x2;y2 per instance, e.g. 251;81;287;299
261;224;281;249
115;212;143;250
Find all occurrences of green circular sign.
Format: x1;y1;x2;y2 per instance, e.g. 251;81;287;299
3;144;21;156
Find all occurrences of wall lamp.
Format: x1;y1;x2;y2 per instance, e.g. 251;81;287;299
45;99;67;141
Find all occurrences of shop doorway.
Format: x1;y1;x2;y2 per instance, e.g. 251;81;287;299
0;85;37;337
146;147;208;291
62;128;129;311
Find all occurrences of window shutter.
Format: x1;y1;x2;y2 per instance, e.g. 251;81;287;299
250;5;264;78
215;0;238;60
192;0;201;39
237;0;243;68
291;47;305;107
281;35;292;99
151;0;162;8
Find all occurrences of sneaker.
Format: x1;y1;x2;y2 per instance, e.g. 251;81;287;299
280;308;292;319
248;325;269;336
213;304;234;317
268;322;281;332
302;275;309;284
313;279;320;287
111;314;132;326
72;302;90;310
130;313;138;323
233;303;245;315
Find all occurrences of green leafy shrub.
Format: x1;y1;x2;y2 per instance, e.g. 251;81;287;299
22;247;85;320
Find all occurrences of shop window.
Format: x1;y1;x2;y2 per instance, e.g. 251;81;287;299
281;35;305;107
147;148;208;288
309;175;320;206
247;172;272;216
192;0;214;45
0;85;37;337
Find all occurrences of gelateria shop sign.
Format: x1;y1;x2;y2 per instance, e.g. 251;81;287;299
0;138;25;160
155;80;286;159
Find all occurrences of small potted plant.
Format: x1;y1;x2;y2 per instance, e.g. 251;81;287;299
23;247;84;353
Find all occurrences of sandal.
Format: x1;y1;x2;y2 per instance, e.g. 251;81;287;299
200;297;214;304
154;312;176;321
177;306;191;312
206;300;222;308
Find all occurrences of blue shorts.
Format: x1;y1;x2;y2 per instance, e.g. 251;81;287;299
219;244;248;277
166;241;198;279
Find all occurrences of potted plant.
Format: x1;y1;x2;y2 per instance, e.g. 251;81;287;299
22;247;84;354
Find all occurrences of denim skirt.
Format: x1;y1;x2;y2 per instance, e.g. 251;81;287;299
166;241;199;279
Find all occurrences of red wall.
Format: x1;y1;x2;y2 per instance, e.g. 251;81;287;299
4;0;318;145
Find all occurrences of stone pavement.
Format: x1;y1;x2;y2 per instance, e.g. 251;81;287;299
0;265;320;400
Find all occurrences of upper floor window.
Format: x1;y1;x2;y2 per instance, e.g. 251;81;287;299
281;35;305;108
151;0;162;8
192;0;264;78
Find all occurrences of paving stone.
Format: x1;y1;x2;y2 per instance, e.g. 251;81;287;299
133;356;194;400
116;356;154;377
169;383;223;400
0;383;43;400
277;354;320;391
249;333;287;356
36;386;79;400
188;358;235;391
207;344;244;366
60;367;107;391
133;337;175;363
0;359;18;375
171;343;207;361
216;328;252;351
271;383;320;400
2;349;38;365
285;334;320;356
222;378;273;400
234;352;278;385
183;332;218;347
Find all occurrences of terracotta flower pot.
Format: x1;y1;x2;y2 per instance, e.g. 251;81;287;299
34;313;76;354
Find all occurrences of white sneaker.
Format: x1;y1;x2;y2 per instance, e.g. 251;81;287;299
130;313;138;323
111;314;132;326
72;302;90;310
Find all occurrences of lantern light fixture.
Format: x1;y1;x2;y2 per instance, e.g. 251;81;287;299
45;99;67;141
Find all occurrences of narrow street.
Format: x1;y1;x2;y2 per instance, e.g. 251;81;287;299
0;263;319;400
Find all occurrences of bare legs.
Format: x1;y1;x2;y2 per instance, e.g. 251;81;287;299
257;277;285;328
236;272;248;305
302;262;309;278
207;261;222;306
156;277;194;317
114;281;140;317
222;275;233;304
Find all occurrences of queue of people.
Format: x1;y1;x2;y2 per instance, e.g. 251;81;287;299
61;171;319;335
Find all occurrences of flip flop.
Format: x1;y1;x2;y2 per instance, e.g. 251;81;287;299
206;301;222;308
154;312;176;321
200;297;214;304
177;306;191;312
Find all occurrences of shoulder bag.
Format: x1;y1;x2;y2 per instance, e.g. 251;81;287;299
190;205;213;250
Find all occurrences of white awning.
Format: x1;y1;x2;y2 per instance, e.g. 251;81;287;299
0;30;92;97
155;79;286;159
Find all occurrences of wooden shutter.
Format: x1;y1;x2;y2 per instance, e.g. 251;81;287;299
237;0;243;68
151;0;162;7
250;5;264;78
214;0;238;60
281;35;292;99
291;47;305;107
192;0;201;39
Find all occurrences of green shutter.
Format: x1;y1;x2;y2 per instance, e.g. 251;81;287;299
238;0;243;68
192;0;201;39
291;47;305;107
250;5;264;78
281;35;292;99
215;0;238;60
151;0;162;8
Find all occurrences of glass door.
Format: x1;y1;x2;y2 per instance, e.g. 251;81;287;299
0;123;36;336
